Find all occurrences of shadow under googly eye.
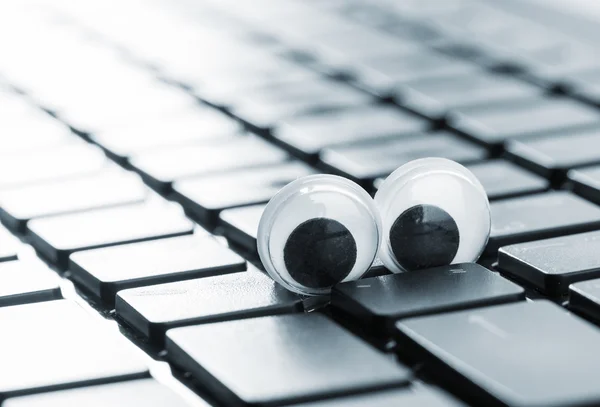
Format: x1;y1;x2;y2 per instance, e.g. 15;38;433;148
283;218;357;289
389;204;460;271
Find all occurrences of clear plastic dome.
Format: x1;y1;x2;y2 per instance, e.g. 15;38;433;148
257;174;381;296
374;157;491;273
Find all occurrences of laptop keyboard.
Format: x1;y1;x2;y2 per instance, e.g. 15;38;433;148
2;0;600;405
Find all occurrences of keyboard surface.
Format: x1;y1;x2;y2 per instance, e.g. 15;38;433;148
2;0;600;406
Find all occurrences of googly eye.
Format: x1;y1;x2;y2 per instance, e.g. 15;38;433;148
375;157;490;273
257;174;381;296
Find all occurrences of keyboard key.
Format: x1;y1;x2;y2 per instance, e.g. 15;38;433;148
449;98;600;149
3;378;199;407
131;136;288;191
0;168;148;231
70;234;245;307
519;43;600;81
569;279;600;322
506;128;600;180
0;143;108;189
273;106;428;158
0;226;20;262
166;313;411;406
466;160;549;200
333;263;524;335
397;72;541;120
173;162;314;224
0;111;72;154
231;79;373;130
568;165;600;204
395;300;600;407
487;191;600;254
321;132;486;183
499;231;600;296
93;108;243;160
28;201;194;267
117;268;302;345
566;68;600;105
0;260;61;307
219;204;265;255
0;300;148;398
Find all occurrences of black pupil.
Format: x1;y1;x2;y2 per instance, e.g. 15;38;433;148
284;218;357;289
389;204;459;271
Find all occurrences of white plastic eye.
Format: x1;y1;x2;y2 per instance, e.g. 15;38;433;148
375;157;490;273
257;174;381;296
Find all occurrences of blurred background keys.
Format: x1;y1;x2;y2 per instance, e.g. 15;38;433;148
116;268;303;345
396;301;600;407
69;235;245;308
166;313;411;406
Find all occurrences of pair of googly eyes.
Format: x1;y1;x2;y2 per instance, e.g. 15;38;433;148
257;157;491;296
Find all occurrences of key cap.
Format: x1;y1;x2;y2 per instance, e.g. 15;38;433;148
0;111;72;154
70;234;245;307
519;43;600;81
130;136;288;191
173;162;314;225
506;128;600;180
117;268;303;345
321;132;486;183
0;260;61;307
166;313;411;406
395;300;600;407
333;263;524;335
28;201;194;268
569;279;600;322
568;165;600;204
466;160;549;200
93;108;243;160
397;73;541;120
0;168;148;231
487;191;600;254
449;98;600;149
294;385;466;407
498;231;600;296
0;300;148;398
219;204;265;255
0;142;108;189
566;68;600;105
0;226;20;262
3;378;199;407
231;79;373;131
273;106;428;158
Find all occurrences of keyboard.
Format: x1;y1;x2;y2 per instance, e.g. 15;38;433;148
3;0;600;406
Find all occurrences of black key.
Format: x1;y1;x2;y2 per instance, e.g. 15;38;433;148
506;128;600;180
273;106;427;158
568;165;600;204
487;191;600;254
397;73;541;120
93;107;243;160
0;300;148;398
499;231;600;296
232;79;373;130
117;268;303;345
219;204;265;255
28;201;194;268
130;136;288;191
0;261;61;306
173;162;314;225
294;385;466;407
395;300;600;407
352;50;478;97
166;313;411;406
449;98;600;149
466;160;549;200
69;234;245;307
0;143;108;189
569;279;600;322
0;226;20;262
3;378;198;407
333;263;524;335
321;132;486;183
0;168;148;232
